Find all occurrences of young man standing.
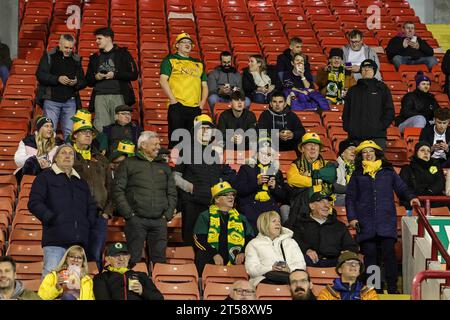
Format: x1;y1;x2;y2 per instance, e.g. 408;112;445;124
159;33;208;148
86;27;138;132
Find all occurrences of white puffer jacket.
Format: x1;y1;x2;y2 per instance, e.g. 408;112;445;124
245;227;306;287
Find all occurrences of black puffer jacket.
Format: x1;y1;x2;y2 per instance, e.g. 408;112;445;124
395;89;440;126
343;78;394;140
386;34;434;60
293;210;358;259
93;270;164;300
112;152;177;220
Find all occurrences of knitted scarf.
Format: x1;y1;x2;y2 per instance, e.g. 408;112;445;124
362;160;382;179
74;144;91;160
294;155;334;195
344;160;355;183
325;65;346;104
207;205;245;265
255;163;271;202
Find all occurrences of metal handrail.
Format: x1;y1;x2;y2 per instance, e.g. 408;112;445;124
417;195;450;216
411;270;450;300
413;204;450;271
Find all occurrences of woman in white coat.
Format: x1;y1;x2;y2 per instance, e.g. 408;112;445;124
245;211;306;287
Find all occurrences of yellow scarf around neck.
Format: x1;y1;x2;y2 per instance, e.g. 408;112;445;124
362;160;382;179
107;266;129;274
74;144;91;160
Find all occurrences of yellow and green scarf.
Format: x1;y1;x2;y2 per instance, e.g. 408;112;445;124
255;163;271;202
74;144;91;160
362;160;382;179
207;205;245;265
344;160;355;183
107;266;129;274
325;66;346;104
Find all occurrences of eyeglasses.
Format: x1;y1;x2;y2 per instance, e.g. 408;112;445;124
350;39;362;44
234;288;255;296
68;255;83;261
179;40;192;45
79;130;93;136
342;260;360;267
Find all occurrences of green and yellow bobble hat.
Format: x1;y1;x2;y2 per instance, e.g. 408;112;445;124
109;140;136;162
71;109;92;123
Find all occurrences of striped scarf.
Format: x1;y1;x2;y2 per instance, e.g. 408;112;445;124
294;155;334;196
207;205;245;265
255;163;271;202
344;160;355;183
325;66;346;103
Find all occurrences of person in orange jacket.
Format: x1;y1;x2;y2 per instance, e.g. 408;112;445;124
317;251;379;300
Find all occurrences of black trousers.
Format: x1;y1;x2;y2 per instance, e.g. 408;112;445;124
182;201;208;246
359;236;397;293
168;102;202;149
124;215;168;268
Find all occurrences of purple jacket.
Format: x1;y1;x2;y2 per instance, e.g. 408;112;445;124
345;164;415;242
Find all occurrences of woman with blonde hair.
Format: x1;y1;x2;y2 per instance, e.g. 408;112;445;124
245;211;305;287
38;245;94;300
14;116;62;181
242;54;277;103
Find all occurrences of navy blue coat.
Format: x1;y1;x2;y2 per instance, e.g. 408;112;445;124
234;164;287;229
28;168;97;248
345;165;415;243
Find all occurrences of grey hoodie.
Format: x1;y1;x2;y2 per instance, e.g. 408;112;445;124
207;66;243;96
0;280;41;300
342;44;382;81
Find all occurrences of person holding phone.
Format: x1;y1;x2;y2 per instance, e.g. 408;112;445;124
36;34;87;141
245;211;306;287
386;21;437;71
419;108;450;167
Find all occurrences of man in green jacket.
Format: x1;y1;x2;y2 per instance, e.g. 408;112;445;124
113;131;177;267
0;256;41;300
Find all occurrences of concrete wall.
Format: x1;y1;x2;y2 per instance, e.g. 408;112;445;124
0;0;19;58
408;0;450;24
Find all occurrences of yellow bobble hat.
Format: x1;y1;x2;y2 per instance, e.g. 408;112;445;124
110;140;135;161
354;140;383;154
194;114;215;127
71;109;92;123
175;32;193;45
211;181;236;199
298;132;323;151
70;119;96;141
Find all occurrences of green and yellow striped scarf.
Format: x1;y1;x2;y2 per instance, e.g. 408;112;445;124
207;205;245;265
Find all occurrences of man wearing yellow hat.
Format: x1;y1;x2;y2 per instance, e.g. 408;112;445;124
159;32;208;148
109;140;135;175
286;132;337;228
71;119;113;270
193;181;254;274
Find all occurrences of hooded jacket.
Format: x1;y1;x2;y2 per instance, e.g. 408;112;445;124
112;152;177;220
93;269;164;300
207;66;243;96
395;89;440;126
318;279;378;300
36;47;87;108
399;156;445;208
0;280;41;300
292;209;358;259
38;271;94;300
245;227;306;287
346;161;416;242
385;33;434;60
257;107;305;151
343;78;394;140
85;45;138;112
342;44;382;80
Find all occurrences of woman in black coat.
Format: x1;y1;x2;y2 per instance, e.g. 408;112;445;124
242;55;278;103
399;141;447;209
395;72;440;133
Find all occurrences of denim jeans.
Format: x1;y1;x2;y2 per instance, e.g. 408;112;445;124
87;216;108;271
43;98;77;141
0;65;9;86
398;115;427;134
253;92;269;103
208;94;251;114
392;55;438;71
43;246;67;277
